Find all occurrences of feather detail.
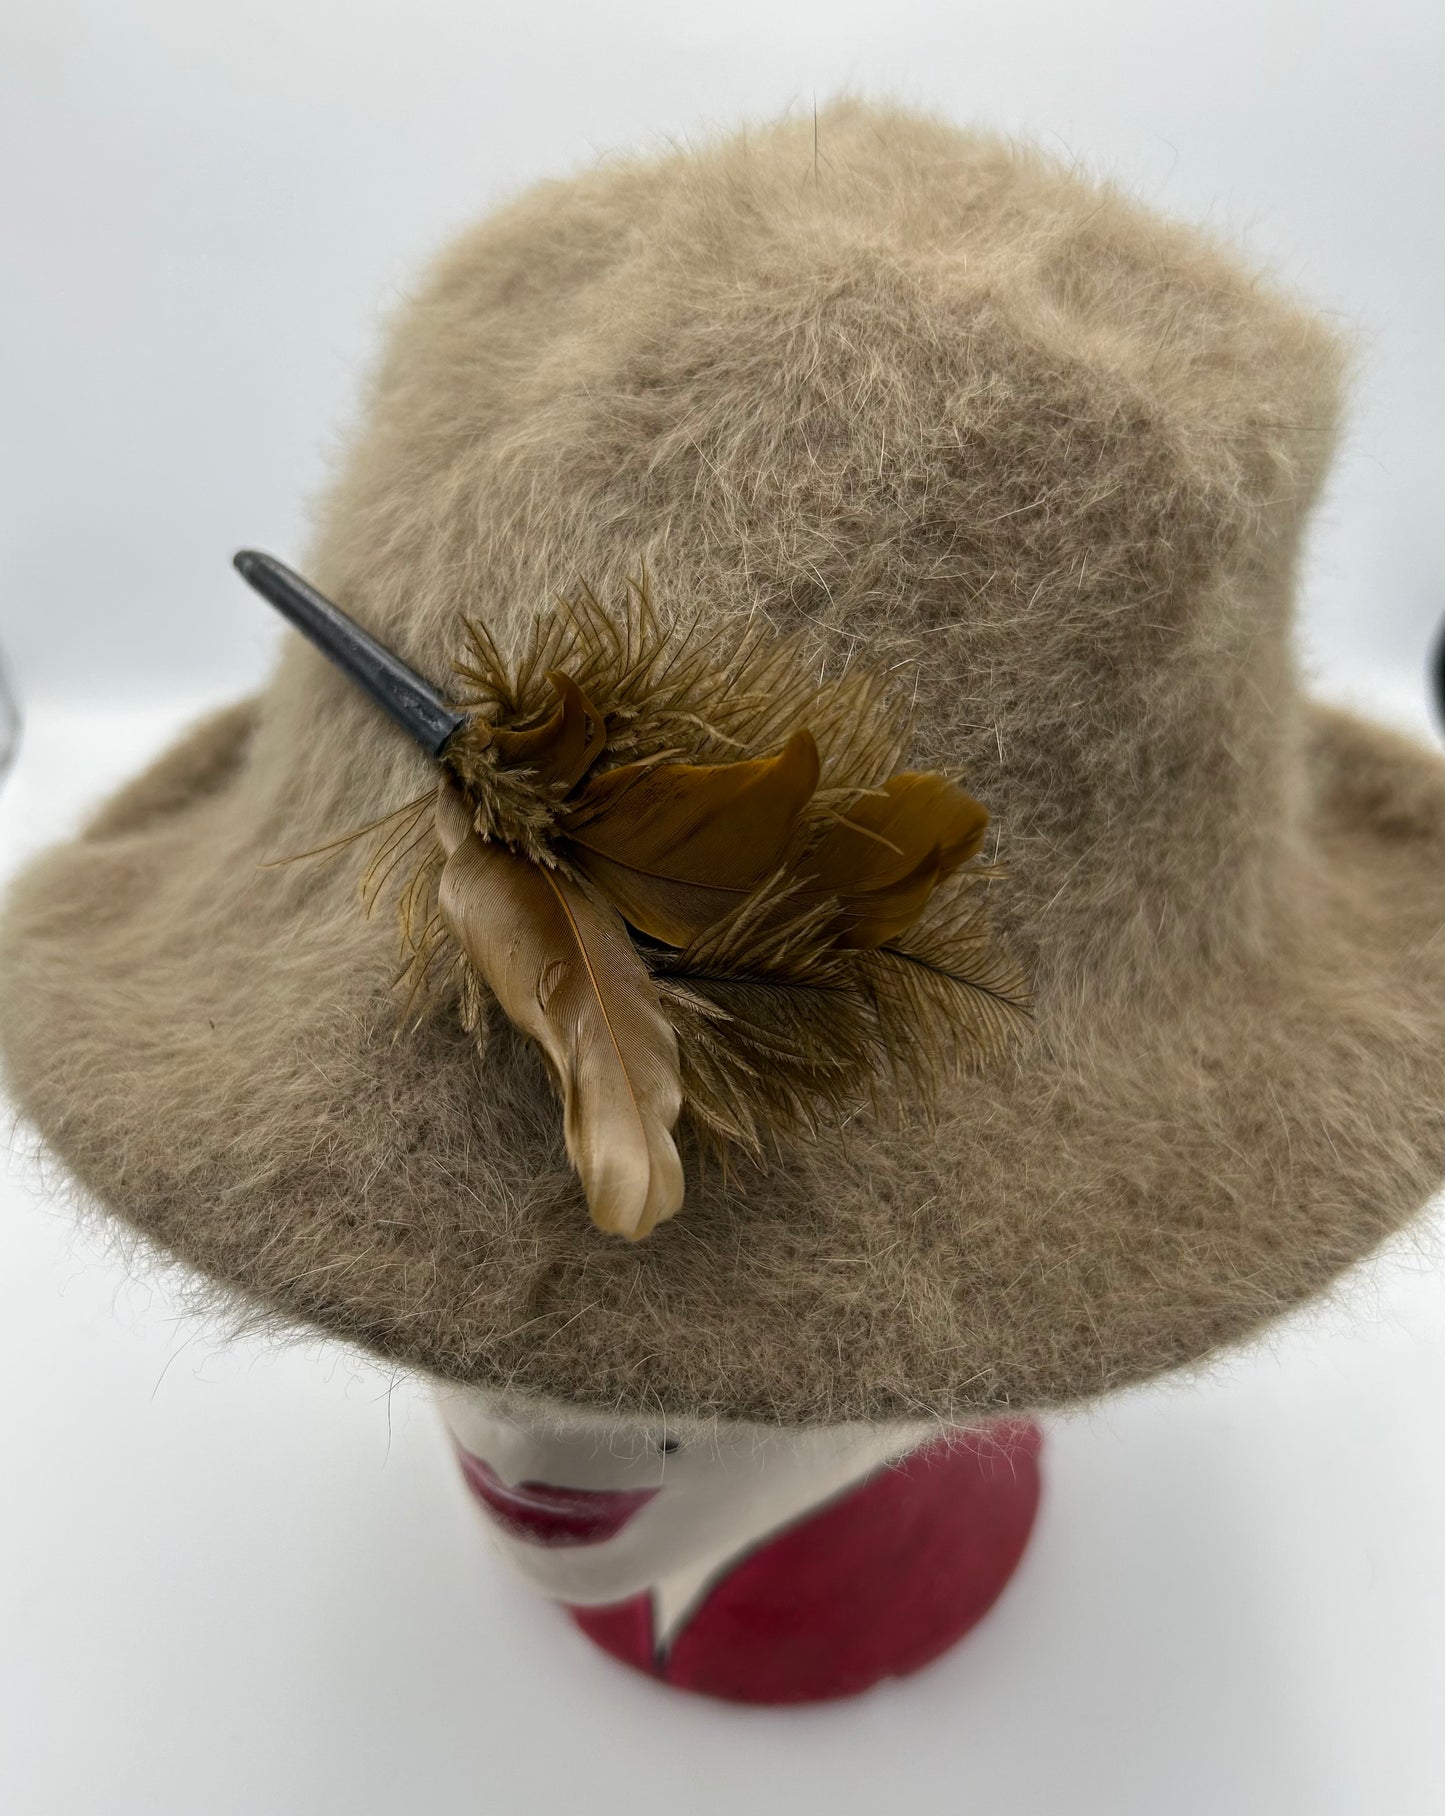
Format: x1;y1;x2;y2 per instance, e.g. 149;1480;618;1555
488;670;608;790
447;575;907;785
651;879;882;1154
435;782;684;1240
349;575;1034;1239
862;882;1034;1092
802;773;990;947
559;729;822;944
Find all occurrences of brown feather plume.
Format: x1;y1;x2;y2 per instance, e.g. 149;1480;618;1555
561;730;822;944
382;576;1031;1237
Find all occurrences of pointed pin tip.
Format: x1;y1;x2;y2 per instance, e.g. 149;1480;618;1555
227;545;465;758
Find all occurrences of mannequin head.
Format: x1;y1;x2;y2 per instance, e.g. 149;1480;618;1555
435;1384;930;1605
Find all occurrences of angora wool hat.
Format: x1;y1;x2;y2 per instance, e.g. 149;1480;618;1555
2;103;1441;1426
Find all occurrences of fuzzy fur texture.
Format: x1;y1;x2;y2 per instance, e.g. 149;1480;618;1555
1;102;1441;1424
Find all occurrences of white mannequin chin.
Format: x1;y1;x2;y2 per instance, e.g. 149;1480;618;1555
434;1384;931;1628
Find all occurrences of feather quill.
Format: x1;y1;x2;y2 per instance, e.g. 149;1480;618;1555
435;782;684;1239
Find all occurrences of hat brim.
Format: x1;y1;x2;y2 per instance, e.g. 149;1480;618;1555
1;696;1440;1424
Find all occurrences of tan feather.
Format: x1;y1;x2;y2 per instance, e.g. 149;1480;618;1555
435;782;684;1240
802;772;990;947
488;670;608;790
559;729;822;944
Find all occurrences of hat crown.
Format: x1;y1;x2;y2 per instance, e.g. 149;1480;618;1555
290;105;1344;1008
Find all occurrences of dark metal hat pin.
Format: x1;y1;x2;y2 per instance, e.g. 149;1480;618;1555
232;550;465;757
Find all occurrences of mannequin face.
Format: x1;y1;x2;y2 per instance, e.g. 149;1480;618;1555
435;1384;927;1605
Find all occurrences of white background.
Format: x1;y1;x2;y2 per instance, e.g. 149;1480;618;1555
1;4;1442;1813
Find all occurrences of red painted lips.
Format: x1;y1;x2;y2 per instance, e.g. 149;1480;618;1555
455;1447;659;1547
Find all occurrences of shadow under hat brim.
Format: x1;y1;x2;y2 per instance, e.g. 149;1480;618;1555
0;697;1440;1425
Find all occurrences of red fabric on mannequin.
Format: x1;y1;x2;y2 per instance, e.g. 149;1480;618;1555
566;1421;1042;1704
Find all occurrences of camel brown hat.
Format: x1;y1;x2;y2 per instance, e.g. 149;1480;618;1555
2;103;1441;1426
